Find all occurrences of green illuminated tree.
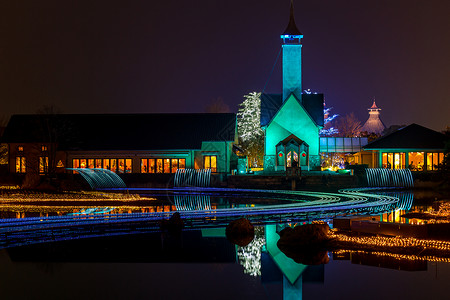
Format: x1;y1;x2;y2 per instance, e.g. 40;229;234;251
237;92;264;167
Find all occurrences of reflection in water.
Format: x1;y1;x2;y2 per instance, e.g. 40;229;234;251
174;193;212;211
363;189;416;223
237;227;265;276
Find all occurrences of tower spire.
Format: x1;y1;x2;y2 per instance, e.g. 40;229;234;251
281;0;303;101
282;0;302;36
360;99;385;134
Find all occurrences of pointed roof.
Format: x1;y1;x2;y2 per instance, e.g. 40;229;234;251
260;93;324;127
277;134;307;147
369;100;381;111
282;0;302;36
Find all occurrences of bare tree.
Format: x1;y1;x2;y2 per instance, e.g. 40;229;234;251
204;97;231;113
335;113;361;137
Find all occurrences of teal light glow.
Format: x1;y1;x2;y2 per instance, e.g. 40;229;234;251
282;45;302;101
281;34;303;39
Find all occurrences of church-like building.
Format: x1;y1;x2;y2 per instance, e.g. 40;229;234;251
261;1;324;172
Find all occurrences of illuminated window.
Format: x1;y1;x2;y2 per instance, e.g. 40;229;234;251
141;158;186;173
286;151;298;167
171;159;178;173
149;159;156;173
204;155;217;172
73;159;80;168
95;159;102;168
141;159;148;173
79;159;86;168
164;159;170;173
125;159;132;173
427;152;444;171
110;159;117;172
383;153;405;169
88;159;95;169
156;159;163;173
17;146;23;152
179;159;185;170
39;157;48;174
41;145;48;152
103;159;110;170
408;152;424;171
393;153;405;169
118;159;125;173
15;157;26;173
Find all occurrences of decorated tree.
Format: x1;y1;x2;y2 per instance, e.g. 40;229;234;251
320;102;339;136
237;92;264;167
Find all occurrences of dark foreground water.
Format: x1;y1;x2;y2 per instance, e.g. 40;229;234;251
0;229;450;300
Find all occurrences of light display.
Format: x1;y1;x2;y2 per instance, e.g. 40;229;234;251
331;232;450;261
237;92;264;166
320;105;339;137
237;226;265;276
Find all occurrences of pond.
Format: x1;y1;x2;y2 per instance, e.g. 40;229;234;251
1;226;450;300
0;188;449;299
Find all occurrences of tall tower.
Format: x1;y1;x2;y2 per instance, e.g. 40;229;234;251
360;100;386;135
281;0;303;102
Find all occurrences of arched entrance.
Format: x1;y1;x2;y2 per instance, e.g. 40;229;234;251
275;134;309;171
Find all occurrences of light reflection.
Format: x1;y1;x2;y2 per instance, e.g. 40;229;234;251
237;227;265;276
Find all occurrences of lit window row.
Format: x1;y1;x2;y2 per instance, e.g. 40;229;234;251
72;158;132;173
382;152;444;171
141;158;186;174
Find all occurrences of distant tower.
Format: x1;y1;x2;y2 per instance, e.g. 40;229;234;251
281;0;303;102
360;100;386;135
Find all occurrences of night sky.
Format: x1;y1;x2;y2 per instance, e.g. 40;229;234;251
1;0;449;131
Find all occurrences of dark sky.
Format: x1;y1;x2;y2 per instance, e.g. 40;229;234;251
1;0;449;130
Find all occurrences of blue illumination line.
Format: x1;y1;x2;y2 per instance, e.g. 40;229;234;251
0;187;409;249
262;47;282;94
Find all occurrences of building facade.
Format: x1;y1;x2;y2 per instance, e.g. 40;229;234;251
2;113;237;176
261;2;324;172
363;123;446;171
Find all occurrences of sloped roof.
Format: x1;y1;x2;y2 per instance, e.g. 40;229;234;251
2;113;236;151
260;93;324;127
363;123;448;150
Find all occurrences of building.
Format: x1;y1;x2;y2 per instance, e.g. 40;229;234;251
2;113;237;176
363;123;447;170
359;100;385;135
261;1;324;172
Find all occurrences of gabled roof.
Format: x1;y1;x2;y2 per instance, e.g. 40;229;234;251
276;134;308;147
2;113;236;151
260;93;324;127
363;123;448;150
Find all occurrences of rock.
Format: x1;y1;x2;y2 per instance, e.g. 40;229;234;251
160;212;184;234
226;218;255;247
277;223;332;265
